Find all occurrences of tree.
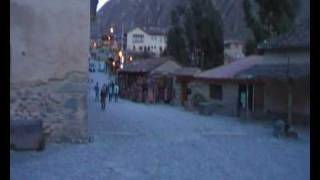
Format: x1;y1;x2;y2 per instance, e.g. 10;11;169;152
166;0;224;70
243;0;299;54
166;7;189;66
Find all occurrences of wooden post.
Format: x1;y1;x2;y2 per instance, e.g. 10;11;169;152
246;82;249;120
252;84;255;113
288;81;293;125
286;55;292;127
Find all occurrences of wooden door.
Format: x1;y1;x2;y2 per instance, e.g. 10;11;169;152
180;82;188;105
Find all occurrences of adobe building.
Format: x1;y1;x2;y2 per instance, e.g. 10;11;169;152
189;20;309;124
10;0;91;142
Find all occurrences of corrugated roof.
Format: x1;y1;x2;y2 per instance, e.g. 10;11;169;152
194;55;263;80
258;19;310;50
119;57;168;73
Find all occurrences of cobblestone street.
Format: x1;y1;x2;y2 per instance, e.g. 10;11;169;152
10;71;310;180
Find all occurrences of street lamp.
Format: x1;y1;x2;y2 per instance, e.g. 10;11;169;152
129;56;133;61
118;50;123;58
110;27;114;34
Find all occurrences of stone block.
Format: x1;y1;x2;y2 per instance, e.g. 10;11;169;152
10;119;45;151
64;97;78;111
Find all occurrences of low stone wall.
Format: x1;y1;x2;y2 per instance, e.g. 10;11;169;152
10;72;88;143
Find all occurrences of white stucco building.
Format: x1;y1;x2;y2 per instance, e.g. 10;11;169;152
224;40;245;64
126;27;167;57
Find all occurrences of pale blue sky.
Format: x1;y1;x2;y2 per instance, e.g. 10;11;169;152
97;0;109;11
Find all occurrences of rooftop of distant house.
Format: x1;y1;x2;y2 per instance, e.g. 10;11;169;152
128;27;167;36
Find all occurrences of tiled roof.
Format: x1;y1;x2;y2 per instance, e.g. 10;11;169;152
173;67;202;77
119;57;168;73
150;59;181;76
235;63;310;80
258;20;310;50
194;55;263;80
128;27;167;36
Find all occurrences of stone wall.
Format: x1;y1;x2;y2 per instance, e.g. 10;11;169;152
10;0;90;143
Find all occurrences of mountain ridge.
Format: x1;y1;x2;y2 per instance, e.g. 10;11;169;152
91;0;309;41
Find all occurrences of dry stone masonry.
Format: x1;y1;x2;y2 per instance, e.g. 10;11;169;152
10;0;90;143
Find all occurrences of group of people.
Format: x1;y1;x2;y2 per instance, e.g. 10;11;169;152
94;81;119;110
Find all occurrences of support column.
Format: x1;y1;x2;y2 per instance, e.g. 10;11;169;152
252;84;255;112
288;83;293;126
246;83;249;120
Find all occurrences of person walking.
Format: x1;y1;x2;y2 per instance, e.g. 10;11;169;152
114;82;119;102
108;82;114;102
94;82;100;102
100;84;107;110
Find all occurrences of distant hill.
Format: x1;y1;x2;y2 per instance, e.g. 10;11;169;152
91;0;309;41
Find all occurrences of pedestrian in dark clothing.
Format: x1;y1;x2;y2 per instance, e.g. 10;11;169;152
108;82;114;102
94;82;99;102
100;84;107;110
114;83;119;102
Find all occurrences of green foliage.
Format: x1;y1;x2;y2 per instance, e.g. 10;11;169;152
167;0;224;70
191;93;207;107
243;0;299;46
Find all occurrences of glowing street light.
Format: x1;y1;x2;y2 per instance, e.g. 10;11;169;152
110;27;114;34
129;56;133;61
112;61;116;67
118;50;123;58
120;64;124;69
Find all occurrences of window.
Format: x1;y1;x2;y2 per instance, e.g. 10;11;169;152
139;46;142;51
132;34;144;43
159;46;162;52
147;46;150;51
133;45;136;50
209;84;223;100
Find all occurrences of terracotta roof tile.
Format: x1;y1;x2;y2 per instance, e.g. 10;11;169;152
194;55;263;80
119;57;168;73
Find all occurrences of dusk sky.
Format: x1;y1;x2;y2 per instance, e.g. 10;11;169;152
97;0;109;11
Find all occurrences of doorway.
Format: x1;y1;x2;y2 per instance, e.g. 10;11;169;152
238;84;253;117
180;82;188;105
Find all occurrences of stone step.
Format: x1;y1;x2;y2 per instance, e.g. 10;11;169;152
10;119;45;151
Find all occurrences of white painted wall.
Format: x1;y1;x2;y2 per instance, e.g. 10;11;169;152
224;42;244;59
126;27;167;56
